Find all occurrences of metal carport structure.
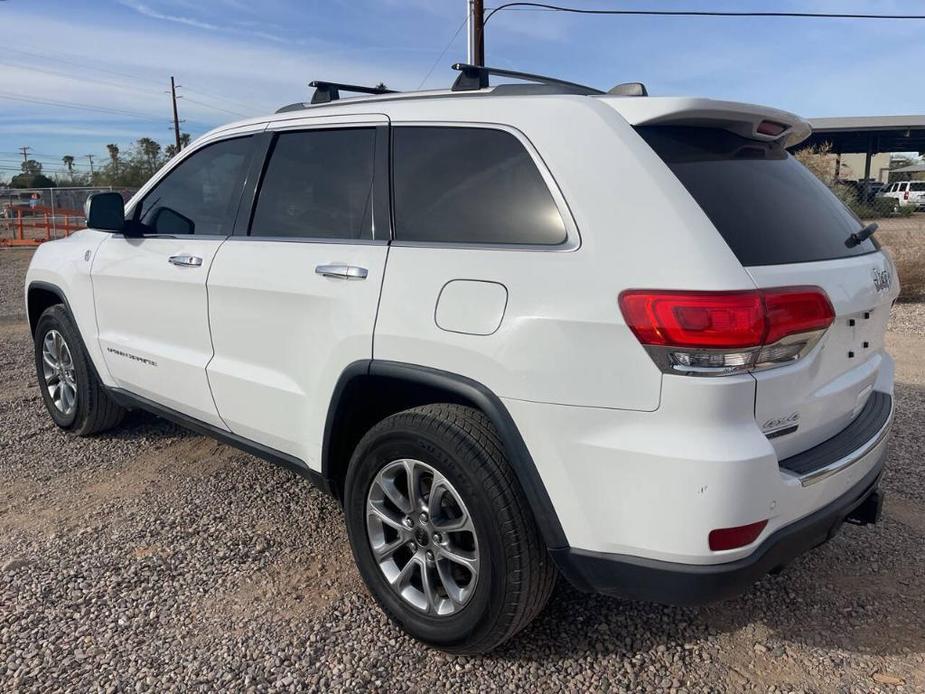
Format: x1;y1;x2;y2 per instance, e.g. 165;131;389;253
798;116;925;189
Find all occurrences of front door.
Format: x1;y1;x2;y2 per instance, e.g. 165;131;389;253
206;116;390;467
92;134;259;428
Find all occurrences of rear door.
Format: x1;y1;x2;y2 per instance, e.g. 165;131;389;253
639;126;898;460
92;133;259;427
206;115;389;467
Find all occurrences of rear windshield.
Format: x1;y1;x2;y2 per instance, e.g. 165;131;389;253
637;126;877;266
911;182;925;192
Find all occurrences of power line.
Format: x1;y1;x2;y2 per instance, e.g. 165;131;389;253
3;48;257;118
4;46;166;90
418;14;470;89
179;84;260;113
0;93;162;121
484;3;925;23
2;61;252;119
179;95;248;117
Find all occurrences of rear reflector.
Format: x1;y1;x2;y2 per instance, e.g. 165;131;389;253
619;287;835;376
708;520;768;551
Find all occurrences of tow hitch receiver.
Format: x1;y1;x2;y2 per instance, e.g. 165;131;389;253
846;490;883;526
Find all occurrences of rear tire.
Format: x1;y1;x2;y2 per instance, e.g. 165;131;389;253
33;305;125;436
344;404;556;654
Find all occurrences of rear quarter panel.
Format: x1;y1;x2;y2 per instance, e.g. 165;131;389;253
373;96;758;410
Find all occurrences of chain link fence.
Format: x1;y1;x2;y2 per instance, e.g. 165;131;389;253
1;187;137;247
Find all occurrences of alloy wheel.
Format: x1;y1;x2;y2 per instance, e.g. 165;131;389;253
366;458;480;616
42;329;77;416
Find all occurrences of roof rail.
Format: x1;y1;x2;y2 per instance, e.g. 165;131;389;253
450;63;604;95
308;80;397;105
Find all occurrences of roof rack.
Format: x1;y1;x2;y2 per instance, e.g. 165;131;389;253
450;63;604;95
308;80;397;105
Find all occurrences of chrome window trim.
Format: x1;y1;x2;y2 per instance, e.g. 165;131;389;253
250;120;387;243
124;124;270;220
223;236;388;246
389;120;581;252
110;233;230;241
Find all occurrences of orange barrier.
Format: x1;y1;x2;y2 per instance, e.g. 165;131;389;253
0;206;85;247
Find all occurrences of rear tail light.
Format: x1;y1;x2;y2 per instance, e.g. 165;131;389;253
619;287;834;376
708;520;768;551
904;191;910;200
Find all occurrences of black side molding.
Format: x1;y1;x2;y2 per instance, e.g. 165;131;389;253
26;280;70;334
107;388;333;496
321;360;569;550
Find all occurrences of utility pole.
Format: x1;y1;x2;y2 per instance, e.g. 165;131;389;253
18;146;31;165
467;0;485;65
170;76;182;152
85;154;95;177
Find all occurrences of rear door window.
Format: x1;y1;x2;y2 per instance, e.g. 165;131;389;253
392;126;567;246
637;126;877;266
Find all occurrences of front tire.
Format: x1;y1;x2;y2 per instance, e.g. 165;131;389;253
33;305;125;435
344;404;556;654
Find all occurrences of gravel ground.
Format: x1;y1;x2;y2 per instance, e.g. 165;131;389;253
0;249;32;322
890;303;925;337
2;248;925;692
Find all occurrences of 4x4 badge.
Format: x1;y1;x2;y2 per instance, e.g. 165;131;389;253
872;267;891;292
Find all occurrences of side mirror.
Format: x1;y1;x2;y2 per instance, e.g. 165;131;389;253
85;192;126;232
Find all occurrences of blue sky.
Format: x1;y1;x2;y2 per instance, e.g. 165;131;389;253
1;0;922;180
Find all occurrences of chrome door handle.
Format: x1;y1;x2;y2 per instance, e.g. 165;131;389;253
315;264;368;280
168;254;203;267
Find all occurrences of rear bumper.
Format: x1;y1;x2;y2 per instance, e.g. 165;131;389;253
552;461;884;605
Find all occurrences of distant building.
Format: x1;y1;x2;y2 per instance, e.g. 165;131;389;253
834;152;892;183
799;115;925;185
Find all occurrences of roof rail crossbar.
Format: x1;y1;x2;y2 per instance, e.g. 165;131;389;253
450;63;604;95
309;80;397;105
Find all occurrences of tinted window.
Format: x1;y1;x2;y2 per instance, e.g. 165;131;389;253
136;136;253;235
250;128;376;240
392;127;567;245
637;126;877;266
910;182;925;192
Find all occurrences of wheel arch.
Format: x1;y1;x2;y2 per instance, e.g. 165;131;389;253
322;359;568;550
27;280;110;388
27;280;70;336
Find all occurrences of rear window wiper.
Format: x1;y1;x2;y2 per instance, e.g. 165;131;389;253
845;222;878;248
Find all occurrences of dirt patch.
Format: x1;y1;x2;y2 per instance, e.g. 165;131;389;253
887;495;925;534
214;547;363;622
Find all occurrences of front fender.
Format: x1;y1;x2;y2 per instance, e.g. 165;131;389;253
25;230;115;386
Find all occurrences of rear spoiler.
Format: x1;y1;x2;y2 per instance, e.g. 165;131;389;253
600;96;812;148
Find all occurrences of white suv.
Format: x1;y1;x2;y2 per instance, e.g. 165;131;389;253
882;180;925;209
25;65;897;654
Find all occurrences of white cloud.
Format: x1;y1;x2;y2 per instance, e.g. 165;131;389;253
1;6;427;132
117;0;221;31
